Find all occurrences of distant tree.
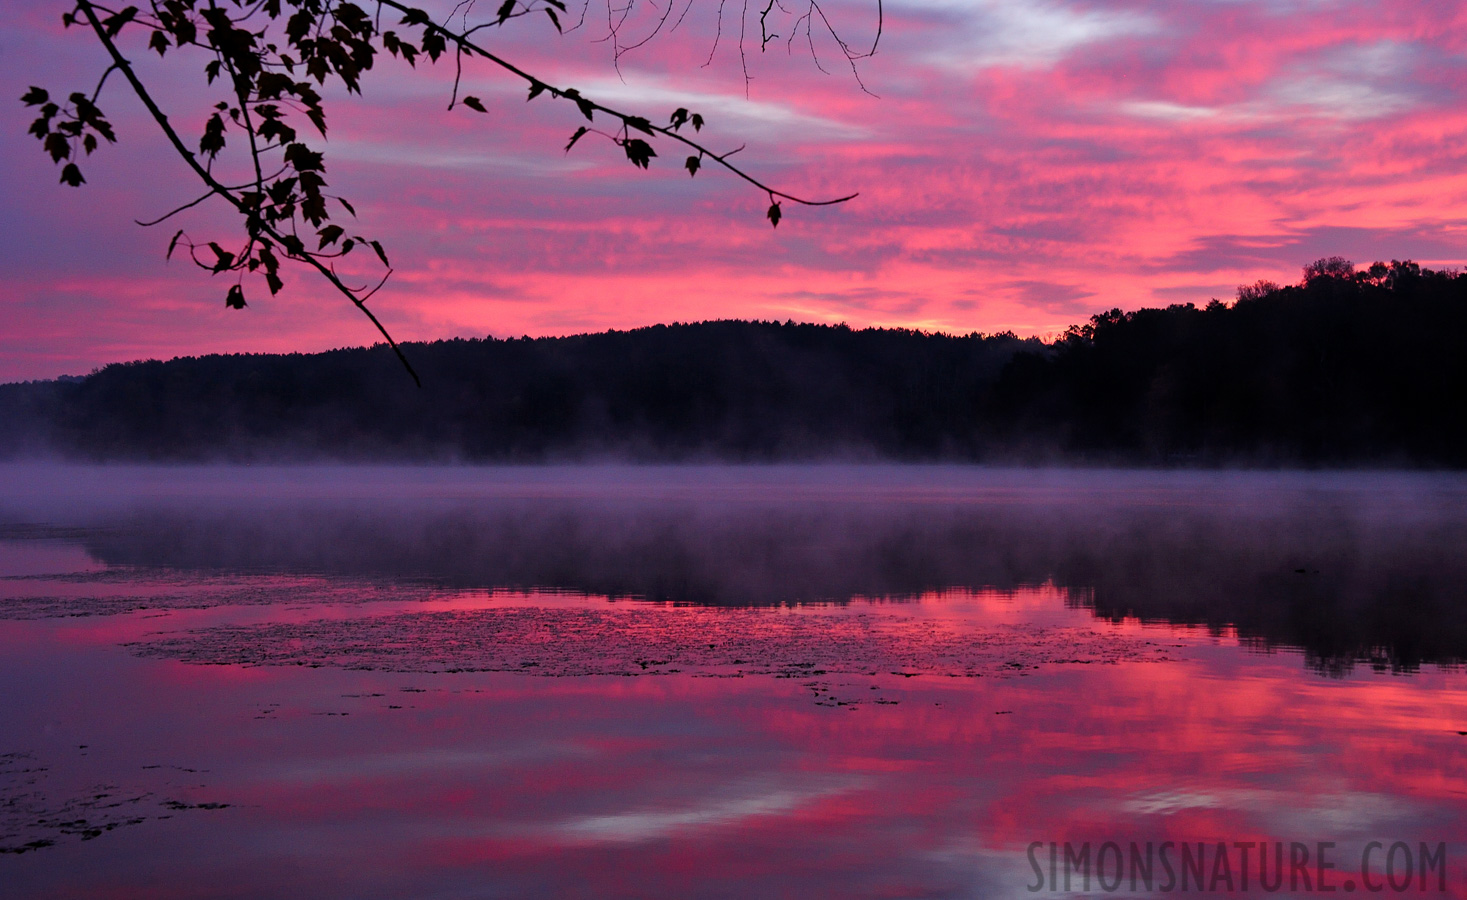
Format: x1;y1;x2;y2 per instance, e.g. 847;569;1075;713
1302;256;1355;283
1235;280;1280;303
20;0;879;382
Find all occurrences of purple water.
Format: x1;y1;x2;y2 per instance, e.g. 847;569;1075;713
1;465;1464;898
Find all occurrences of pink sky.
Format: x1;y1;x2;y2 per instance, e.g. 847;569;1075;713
3;0;1466;380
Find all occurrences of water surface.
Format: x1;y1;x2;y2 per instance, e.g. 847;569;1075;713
1;465;1464;898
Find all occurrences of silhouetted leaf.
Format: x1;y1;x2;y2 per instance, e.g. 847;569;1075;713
59;163;84;187
623;138;655;169
691;113;704;131
94;121;116;144
337;197;356;216
208;243;235;271
101;6;138;38
565;126;587;151
283;142;324;172
149;29;169;55
43;132;69;162
20;87;48;106
317;225;344;249
527;81;546;102
563;89;594;121
767;201;781;228
200;113;226;158
544;7;561;31
224;284;246;309
669;107;689;130
685;155;700;177
495;0;515;22
166;229;185;260
370;240;390;267
462;96;487;113
625;116;654;135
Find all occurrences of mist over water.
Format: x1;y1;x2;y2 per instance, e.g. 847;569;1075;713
2;464;1465;898
5;464;1465;671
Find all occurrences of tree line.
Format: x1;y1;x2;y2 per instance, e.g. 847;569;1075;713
3;258;1464;464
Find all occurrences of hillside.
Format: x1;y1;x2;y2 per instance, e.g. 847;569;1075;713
3;259;1464;464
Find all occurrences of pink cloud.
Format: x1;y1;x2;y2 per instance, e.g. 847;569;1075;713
2;0;1465;379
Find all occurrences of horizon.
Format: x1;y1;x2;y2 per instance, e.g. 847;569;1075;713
0;258;1429;383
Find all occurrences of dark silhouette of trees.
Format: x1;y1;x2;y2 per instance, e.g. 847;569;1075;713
20;0;877;381
3;258;1465;464
0;322;1035;460
991;258;1467;465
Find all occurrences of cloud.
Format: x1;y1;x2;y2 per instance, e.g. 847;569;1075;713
4;0;1467;379
895;0;1160;69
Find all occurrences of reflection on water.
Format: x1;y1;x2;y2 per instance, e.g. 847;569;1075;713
7;464;1466;673
0;465;1465;898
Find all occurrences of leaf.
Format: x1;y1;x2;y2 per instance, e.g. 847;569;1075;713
691;113;704;131
83;133;97;154
669;107;688;130
101;6;138;37
20;86;48;106
199;112;226;159
265;271;284;294
495;0;515;22
43;132;69;162
562;89;594;121
59;163;85;187
767;201;781;228
462;96;487;113
370;240;390;267
338;196;356;216
225;284;247;309
149;29;170;55
544;6;560;31
625;116;653;136
166;229;185;260
399;7;431;26
208;242;235;272
623;138;655;169
684;155;700;177
317;224;345;249
564;126;587;152
527;81;546;102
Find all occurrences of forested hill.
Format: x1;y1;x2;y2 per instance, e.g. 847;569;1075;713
3;258;1465;465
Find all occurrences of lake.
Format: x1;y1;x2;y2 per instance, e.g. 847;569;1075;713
1;465;1464;898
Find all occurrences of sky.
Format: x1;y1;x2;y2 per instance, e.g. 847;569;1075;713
2;0;1466;381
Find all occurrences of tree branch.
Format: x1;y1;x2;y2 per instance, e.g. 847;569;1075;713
74;0;422;387
375;0;857;207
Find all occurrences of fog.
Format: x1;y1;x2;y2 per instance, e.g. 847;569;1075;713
3;464;1466;672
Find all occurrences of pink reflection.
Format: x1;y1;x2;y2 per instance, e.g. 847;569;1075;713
2;574;1465;897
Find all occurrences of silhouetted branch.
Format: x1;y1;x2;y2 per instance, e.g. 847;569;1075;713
74;0;422;386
